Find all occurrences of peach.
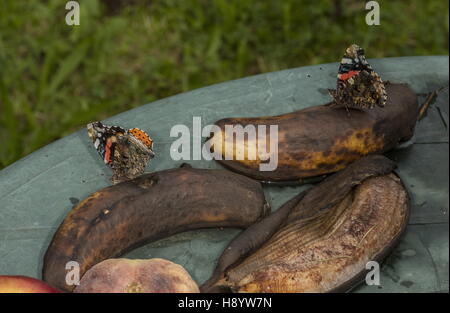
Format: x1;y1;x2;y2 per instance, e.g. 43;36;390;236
0;275;60;293
74;258;199;293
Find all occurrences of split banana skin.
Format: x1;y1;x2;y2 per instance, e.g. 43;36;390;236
201;155;409;292
43;82;418;293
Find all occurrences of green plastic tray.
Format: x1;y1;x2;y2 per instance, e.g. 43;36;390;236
0;56;448;292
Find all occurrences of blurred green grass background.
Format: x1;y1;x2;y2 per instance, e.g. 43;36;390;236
0;0;448;169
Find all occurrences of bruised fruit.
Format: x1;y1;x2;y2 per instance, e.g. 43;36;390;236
209;83;418;182
43;165;269;292
202;155;410;293
0;276;60;293
74;258;199;293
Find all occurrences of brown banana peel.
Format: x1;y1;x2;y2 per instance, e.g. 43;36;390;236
201;155;410;293
42;165;269;292
209;83;418;182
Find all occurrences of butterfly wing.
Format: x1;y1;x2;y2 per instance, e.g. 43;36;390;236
87;122;126;167
127;128;155;158
331;44;387;110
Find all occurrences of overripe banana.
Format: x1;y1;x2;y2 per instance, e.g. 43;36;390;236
42;165;269;292
209;83;418;182
202;155;410;293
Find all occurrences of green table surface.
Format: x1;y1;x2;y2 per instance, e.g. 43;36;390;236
0;56;448;293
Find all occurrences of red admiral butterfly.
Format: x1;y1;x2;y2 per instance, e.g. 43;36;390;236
328;44;387;111
87;121;155;184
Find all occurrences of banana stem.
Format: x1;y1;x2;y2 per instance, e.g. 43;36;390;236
418;89;439;121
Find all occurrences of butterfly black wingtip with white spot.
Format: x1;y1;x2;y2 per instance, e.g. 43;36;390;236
86;121;155;184
330;44;388;111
